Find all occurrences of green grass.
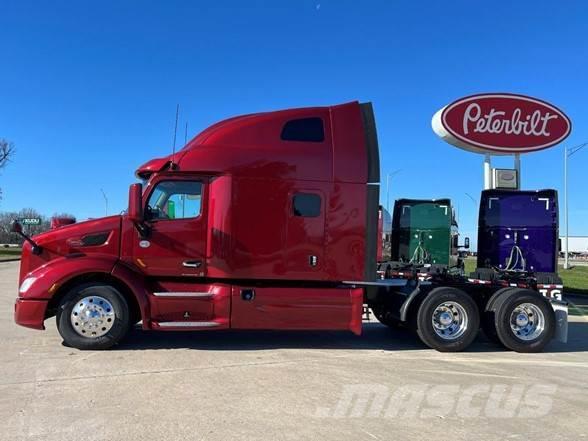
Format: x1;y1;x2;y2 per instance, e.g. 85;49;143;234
559;265;588;295
464;257;476;275
0;248;22;261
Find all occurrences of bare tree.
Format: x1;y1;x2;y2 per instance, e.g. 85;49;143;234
0;138;15;169
0;138;15;201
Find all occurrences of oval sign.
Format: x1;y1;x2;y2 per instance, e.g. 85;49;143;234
432;93;571;154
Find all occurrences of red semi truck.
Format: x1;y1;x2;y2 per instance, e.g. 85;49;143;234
12;101;567;352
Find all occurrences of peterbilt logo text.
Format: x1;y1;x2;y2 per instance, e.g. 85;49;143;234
463;103;558;137
432;93;571;154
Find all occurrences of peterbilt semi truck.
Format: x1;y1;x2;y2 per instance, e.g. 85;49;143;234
12;101;567;352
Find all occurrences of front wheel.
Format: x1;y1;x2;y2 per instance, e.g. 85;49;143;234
57;283;131;350
494;289;555;353
416;287;480;352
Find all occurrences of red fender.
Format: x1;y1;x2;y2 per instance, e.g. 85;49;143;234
17;255;151;330
111;261;151;330
16;254;117;330
18;254;118;301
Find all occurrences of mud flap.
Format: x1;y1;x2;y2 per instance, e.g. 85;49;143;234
349;288;364;335
551;300;568;343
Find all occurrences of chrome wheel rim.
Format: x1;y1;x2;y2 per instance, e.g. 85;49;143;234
432;301;468;340
509;303;544;341
70;296;115;338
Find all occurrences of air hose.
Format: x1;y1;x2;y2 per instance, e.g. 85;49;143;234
504;231;526;272
409;231;430;265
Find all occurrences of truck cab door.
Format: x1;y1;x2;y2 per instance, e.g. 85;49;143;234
133;178;207;277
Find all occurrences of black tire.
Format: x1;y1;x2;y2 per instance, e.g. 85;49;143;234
481;287;515;346
416;287;480;352
57;283;131;350
494;289;555;353
371;304;402;329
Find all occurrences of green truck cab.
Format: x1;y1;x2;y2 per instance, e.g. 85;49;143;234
389;199;463;270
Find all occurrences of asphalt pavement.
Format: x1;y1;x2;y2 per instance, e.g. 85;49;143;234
2;261;588;441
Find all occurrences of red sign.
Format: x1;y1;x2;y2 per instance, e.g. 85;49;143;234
432;93;571;154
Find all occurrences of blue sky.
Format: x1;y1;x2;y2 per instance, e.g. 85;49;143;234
1;0;587;245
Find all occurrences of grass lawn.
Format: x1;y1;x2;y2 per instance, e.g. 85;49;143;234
464;257;477;275
0;248;22;261
559;265;588;295
464;257;588;295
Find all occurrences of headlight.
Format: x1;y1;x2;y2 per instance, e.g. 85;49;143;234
19;277;37;294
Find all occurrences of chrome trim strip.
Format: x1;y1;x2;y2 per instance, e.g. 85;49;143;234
152;292;213;298
158;321;220;328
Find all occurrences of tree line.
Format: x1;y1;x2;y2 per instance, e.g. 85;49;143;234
0;209;75;245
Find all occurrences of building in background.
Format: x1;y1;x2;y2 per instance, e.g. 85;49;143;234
560;236;588;258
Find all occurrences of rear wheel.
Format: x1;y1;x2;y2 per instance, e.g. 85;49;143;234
494;289;555;353
57;283;131;350
481;287;514;346
416;287;480;352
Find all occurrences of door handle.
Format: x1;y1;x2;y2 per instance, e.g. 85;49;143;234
182;260;202;268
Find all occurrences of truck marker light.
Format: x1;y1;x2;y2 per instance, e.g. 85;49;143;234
136;258;147;268
48;283;59;295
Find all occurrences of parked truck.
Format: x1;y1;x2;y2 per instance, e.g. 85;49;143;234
12;101;567;352
374;189;567;352
389;198;463;270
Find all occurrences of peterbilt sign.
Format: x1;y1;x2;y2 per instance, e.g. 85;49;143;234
432;93;571;154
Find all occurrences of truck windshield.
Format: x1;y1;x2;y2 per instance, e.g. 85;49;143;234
480;194;556;228
397;203;450;229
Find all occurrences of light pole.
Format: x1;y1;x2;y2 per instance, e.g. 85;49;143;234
385;169;402;213
563;142;588;269
100;189;108;217
465;192;478;247
465;192;477;206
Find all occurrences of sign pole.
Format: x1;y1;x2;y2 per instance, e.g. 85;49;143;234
514;153;521;189
564;146;569;269
483;154;492;189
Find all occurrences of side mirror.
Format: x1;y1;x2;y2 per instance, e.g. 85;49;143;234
10;220;23;234
10;220;42;255
128;183;143;222
464;237;470;249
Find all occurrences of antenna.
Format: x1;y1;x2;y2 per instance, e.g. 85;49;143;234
184;121;188;145
100;188;108;216
171;104;179;168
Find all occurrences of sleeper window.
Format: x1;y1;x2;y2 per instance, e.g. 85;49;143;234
280;117;324;142
293;193;321;217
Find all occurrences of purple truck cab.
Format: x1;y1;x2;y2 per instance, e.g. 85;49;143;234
477;189;559;274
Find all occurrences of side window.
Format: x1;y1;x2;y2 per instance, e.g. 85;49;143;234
146;181;202;220
293;193;321;217
281;117;324;142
